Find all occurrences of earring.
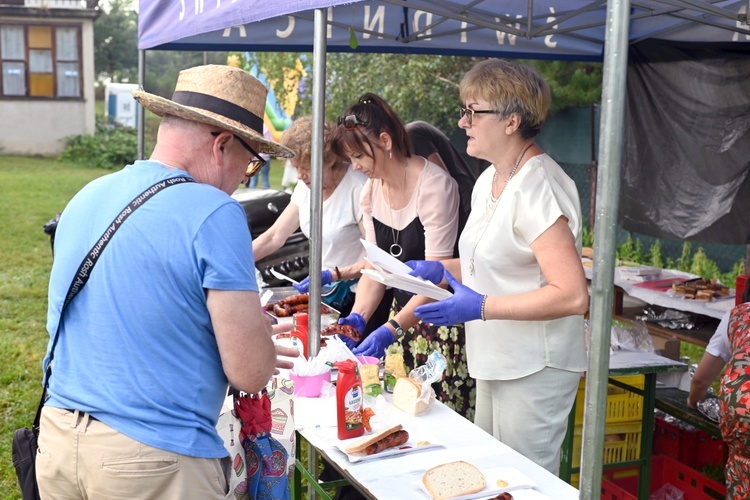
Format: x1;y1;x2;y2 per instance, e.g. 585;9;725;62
389;150;392;159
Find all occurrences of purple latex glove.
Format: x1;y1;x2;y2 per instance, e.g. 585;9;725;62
293;269;333;293
352;325;396;358
414;270;483;325
405;260;444;285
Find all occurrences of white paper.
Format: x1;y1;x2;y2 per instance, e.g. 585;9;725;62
421;466;541;500
360;240;453;301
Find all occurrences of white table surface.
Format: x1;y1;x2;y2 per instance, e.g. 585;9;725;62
585;266;734;320
295;395;578;499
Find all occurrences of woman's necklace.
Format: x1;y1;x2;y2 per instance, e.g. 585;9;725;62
383;160;408;257
469;142;533;277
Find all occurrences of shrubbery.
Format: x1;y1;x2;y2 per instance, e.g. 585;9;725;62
59;116;137;170
616;233;746;286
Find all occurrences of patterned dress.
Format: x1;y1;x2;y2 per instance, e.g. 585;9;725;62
719;302;750;498
374;217;475;422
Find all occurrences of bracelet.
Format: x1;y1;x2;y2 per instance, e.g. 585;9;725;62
334;266;341;281
480;295;488;321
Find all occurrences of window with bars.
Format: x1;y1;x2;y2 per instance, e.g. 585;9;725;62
0;23;82;98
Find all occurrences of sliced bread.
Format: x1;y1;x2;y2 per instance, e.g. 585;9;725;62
422;460;486;499
393;376;432;415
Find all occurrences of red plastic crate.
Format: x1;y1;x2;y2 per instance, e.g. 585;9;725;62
653;416;699;468
602;456;726;500
736;274;748;306
694;430;728;470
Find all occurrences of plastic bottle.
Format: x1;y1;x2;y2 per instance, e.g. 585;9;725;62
334;359;364;440
290;312;309;358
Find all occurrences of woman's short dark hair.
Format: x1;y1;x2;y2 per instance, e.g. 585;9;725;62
331;93;411;160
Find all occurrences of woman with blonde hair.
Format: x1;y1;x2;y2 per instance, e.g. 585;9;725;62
252;117;367;316
408;59;589;472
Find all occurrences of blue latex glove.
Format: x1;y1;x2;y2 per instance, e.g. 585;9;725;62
353;325;397;358
293;269;333;293
414;270;483;325
337;312;366;336
336;334;359;351
405;260;444;285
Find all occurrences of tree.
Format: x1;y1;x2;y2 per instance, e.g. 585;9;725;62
94;0;139;83
246;51;601;134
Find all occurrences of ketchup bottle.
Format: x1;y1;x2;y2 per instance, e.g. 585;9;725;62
290;312;309;358
334;359;364;440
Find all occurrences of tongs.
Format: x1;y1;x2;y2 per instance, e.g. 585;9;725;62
270;268;299;285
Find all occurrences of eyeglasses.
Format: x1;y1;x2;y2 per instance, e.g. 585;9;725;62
459;107;500;125
211;131;267;177
337;114;369;130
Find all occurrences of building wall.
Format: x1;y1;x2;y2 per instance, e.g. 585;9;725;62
0;13;96;155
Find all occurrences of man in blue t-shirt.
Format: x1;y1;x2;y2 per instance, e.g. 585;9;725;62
37;65;299;499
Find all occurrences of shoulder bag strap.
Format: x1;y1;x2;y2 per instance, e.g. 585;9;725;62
34;176;195;431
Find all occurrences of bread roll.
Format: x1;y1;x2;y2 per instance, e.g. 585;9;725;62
422;460;486;499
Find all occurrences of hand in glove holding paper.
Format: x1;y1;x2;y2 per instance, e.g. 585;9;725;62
414;271;484;326
404;260;445;286
353;325;396;358
293;269;333;294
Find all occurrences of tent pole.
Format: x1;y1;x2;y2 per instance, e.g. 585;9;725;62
306;8;328;500
579;0;631;498
137;49;146;160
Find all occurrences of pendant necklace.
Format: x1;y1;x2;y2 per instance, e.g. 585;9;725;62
384;159;408;258
469;142;533;277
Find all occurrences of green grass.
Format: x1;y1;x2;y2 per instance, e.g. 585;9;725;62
0;155;111;499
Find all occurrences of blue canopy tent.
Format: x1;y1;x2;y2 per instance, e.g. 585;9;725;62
137;2;750;497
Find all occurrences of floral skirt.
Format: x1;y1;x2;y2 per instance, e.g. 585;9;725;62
719;357;750;498
392;303;475;422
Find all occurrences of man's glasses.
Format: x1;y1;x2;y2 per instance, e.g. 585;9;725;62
211;131;267;177
459;107;500;125
337;114;369;130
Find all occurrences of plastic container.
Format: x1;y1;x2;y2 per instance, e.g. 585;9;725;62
290;312;309;358
289;370;331;398
601;455;726;499
575;375;645;425
356;355;380;365
572;421;642;469
653;415;699;468
334;359;364;440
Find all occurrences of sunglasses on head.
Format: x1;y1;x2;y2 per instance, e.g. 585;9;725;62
211;131;267;177
459;106;500;125
337;114;369;130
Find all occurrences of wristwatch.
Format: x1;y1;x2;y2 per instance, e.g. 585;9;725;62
387;319;405;339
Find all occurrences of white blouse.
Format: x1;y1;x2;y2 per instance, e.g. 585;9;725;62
458;154;587;380
292;166;367;270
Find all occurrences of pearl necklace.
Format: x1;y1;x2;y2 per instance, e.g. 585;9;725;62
469;142;533;277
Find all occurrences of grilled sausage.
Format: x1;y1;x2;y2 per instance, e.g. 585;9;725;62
364;430;409;455
321;323;361;341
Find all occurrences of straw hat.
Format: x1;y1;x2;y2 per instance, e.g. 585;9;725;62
132;65;294;159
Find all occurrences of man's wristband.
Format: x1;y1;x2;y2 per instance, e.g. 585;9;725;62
334;266;341;281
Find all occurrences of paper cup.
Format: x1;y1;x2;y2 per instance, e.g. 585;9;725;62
289;370;332;398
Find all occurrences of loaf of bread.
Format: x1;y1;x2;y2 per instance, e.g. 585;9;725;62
392;377;432;415
422;460;486;499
